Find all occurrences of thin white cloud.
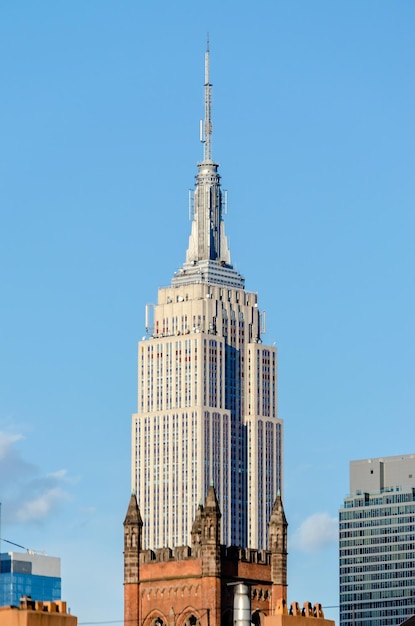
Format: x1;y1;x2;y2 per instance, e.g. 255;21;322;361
0;432;24;460
17;488;70;522
79;507;96;516
46;469;68;480
0;429;72;525
68;506;97;529
291;512;338;553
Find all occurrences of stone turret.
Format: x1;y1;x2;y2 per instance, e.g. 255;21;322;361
124;493;142;626
201;485;221;577
124;492;143;583
191;502;203;556
268;491;288;606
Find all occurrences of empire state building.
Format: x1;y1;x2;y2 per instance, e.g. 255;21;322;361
131;45;283;551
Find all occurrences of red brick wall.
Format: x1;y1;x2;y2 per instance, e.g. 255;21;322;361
132;557;277;626
125;582;140;626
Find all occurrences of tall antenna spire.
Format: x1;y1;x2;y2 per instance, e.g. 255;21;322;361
172;40;245;288
203;35;212;161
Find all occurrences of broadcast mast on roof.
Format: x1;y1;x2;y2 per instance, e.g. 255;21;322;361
172;40;243;289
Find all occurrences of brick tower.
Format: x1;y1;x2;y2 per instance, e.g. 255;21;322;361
123;487;288;626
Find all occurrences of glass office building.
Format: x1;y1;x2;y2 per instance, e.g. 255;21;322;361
0;551;61;606
339;455;415;626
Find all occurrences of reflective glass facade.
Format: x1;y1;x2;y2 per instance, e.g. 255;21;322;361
0;552;61;607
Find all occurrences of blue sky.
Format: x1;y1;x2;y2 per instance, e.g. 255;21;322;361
1;1;414;623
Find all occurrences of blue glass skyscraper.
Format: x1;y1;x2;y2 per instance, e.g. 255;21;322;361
0;551;61;607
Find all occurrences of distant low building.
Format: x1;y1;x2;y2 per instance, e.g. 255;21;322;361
0;597;76;626
0;551;61;607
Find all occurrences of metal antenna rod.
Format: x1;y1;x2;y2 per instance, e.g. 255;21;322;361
203;35;212;161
